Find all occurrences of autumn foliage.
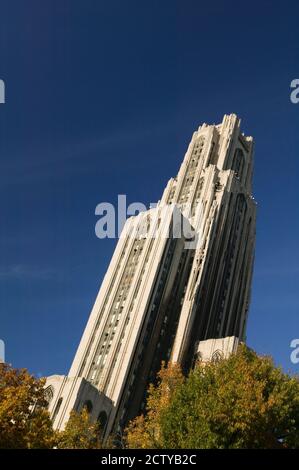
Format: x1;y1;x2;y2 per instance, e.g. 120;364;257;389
2;346;299;449
126;346;299;449
57;408;102;449
125;362;184;448
0;363;55;448
0;363;103;449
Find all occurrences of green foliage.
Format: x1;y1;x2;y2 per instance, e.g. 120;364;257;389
127;346;299;449
2;346;299;449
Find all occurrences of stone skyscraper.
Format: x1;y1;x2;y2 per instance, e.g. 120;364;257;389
45;114;256;439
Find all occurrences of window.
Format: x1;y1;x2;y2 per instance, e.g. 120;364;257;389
211;350;223;363
52;397;63;422
232;148;244;179
44;385;54;406
98;410;108;431
83;400;93;414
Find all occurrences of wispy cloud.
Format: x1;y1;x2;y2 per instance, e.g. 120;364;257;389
0;264;57;281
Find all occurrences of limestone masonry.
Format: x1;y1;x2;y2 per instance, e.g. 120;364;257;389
45;114;256;440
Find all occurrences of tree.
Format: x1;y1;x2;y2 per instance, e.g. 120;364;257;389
125;362;184;448
0;363;55;449
126;346;299;449
57;408;103;449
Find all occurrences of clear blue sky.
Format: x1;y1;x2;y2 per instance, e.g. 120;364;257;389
0;1;298;376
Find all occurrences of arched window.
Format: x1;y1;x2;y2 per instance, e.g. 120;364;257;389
211;350;223;363
232;148;244;179
98;410;108;430
83;400;93;414
44;385;54;407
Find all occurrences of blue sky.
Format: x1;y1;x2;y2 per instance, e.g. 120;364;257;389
0;0;298;376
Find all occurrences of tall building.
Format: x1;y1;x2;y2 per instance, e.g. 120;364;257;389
45;113;256;439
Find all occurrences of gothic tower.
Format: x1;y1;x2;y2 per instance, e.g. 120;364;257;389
45;114;256;439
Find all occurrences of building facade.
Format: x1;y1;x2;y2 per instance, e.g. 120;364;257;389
45;113;256;439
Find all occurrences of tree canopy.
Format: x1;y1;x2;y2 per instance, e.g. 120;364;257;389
0;364;105;449
57;408;103;449
126;346;299;449
2;346;299;449
0;363;55;449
